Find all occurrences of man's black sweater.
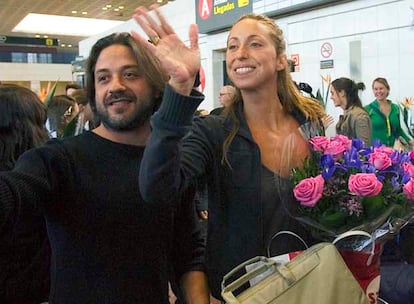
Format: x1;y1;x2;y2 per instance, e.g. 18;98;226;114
0;131;205;303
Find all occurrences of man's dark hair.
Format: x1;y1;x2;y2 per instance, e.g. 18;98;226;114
65;83;81;92
85;32;167;113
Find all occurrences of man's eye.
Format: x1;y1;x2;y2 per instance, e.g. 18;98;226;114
125;72;138;79
227;44;237;51
97;75;108;82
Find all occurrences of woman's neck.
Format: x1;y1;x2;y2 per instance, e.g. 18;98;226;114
377;98;389;104
241;87;287;124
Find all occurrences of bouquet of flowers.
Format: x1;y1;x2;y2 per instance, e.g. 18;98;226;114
281;134;414;303
290;134;414;239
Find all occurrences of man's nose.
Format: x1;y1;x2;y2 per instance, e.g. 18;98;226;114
109;75;126;93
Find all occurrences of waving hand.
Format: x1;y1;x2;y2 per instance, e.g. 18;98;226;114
131;5;200;96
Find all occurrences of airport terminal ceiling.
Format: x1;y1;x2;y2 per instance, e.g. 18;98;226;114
0;0;172;49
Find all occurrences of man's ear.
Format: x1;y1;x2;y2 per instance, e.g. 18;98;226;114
276;54;287;71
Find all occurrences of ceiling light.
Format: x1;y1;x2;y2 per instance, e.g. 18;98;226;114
114;8;119;11
61;44;66;47
119;6;124;9
106;4;112;8
68;44;72;47
43;35;48;38
157;0;163;2
71;11;77;14
35;34;40;38
102;7;108;10
13;13;124;37
82;12;88;15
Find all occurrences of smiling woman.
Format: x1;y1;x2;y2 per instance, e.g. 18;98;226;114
133;7;326;300
365;77;413;148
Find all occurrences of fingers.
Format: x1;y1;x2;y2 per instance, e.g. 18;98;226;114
189;24;199;51
134;5;175;40
151;4;176;36
133;7;162;41
130;30;156;52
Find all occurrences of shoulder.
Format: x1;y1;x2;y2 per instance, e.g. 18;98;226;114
390;102;400;111
350;106;369;116
193;114;226;129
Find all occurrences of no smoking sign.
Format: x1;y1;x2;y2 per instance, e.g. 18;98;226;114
321;42;333;58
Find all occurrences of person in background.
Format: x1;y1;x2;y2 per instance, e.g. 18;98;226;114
65;83;81;97
330;77;371;146
0;84;50;303
210;85;236;115
365;77;413;147
46;95;79;138
133;7;325;301
0;32;208;303
70;88;98;134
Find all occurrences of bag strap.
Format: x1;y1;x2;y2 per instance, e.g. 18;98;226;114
332;230;375;266
221;256;274;291
267;230;309;257
221;256;296;297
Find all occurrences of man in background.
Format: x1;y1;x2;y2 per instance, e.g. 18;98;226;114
65;83;81;97
210;85;236;115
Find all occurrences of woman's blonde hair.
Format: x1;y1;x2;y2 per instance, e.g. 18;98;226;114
222;14;325;164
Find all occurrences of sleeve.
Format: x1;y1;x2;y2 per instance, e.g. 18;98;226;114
139;84;212;203
0;142;74;235
353;112;372;146
171;186;206;281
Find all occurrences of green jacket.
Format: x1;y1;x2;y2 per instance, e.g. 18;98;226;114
365;100;411;147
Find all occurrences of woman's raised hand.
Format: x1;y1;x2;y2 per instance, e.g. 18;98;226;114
132;5;200;96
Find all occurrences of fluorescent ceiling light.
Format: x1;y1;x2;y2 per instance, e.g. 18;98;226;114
13;13;124;37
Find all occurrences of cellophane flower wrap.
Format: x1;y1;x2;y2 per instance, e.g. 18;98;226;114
280;134;414;241
279;133;414;304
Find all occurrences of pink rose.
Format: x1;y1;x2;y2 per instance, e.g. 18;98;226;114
409;150;414;161
332;134;352;150
369;152;392;170
374;146;395;156
348;173;383;197
324;140;346;160
403;178;414;201
293;175;324;207
403;163;414;178
309;136;329;152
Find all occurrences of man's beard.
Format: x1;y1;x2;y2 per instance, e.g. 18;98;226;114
95;92;155;131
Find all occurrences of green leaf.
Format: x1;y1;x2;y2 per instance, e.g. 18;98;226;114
315;89;325;109
61;114;79;138
44;80;59;108
324;83;331;108
361;195;385;219
319;209;347;229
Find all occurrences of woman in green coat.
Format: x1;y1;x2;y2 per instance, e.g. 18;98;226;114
365;77;412;147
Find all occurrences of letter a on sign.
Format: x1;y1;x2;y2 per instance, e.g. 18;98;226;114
199;0;212;20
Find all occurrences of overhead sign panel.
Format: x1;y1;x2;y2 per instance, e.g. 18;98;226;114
196;0;252;34
0;35;59;47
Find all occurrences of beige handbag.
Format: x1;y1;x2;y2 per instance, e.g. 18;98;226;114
221;242;369;304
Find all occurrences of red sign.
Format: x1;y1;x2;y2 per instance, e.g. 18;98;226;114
291;54;300;69
198;0;212;20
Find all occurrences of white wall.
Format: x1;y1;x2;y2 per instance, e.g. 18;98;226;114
79;0;414;118
0;62;72;81
0;62;73;95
